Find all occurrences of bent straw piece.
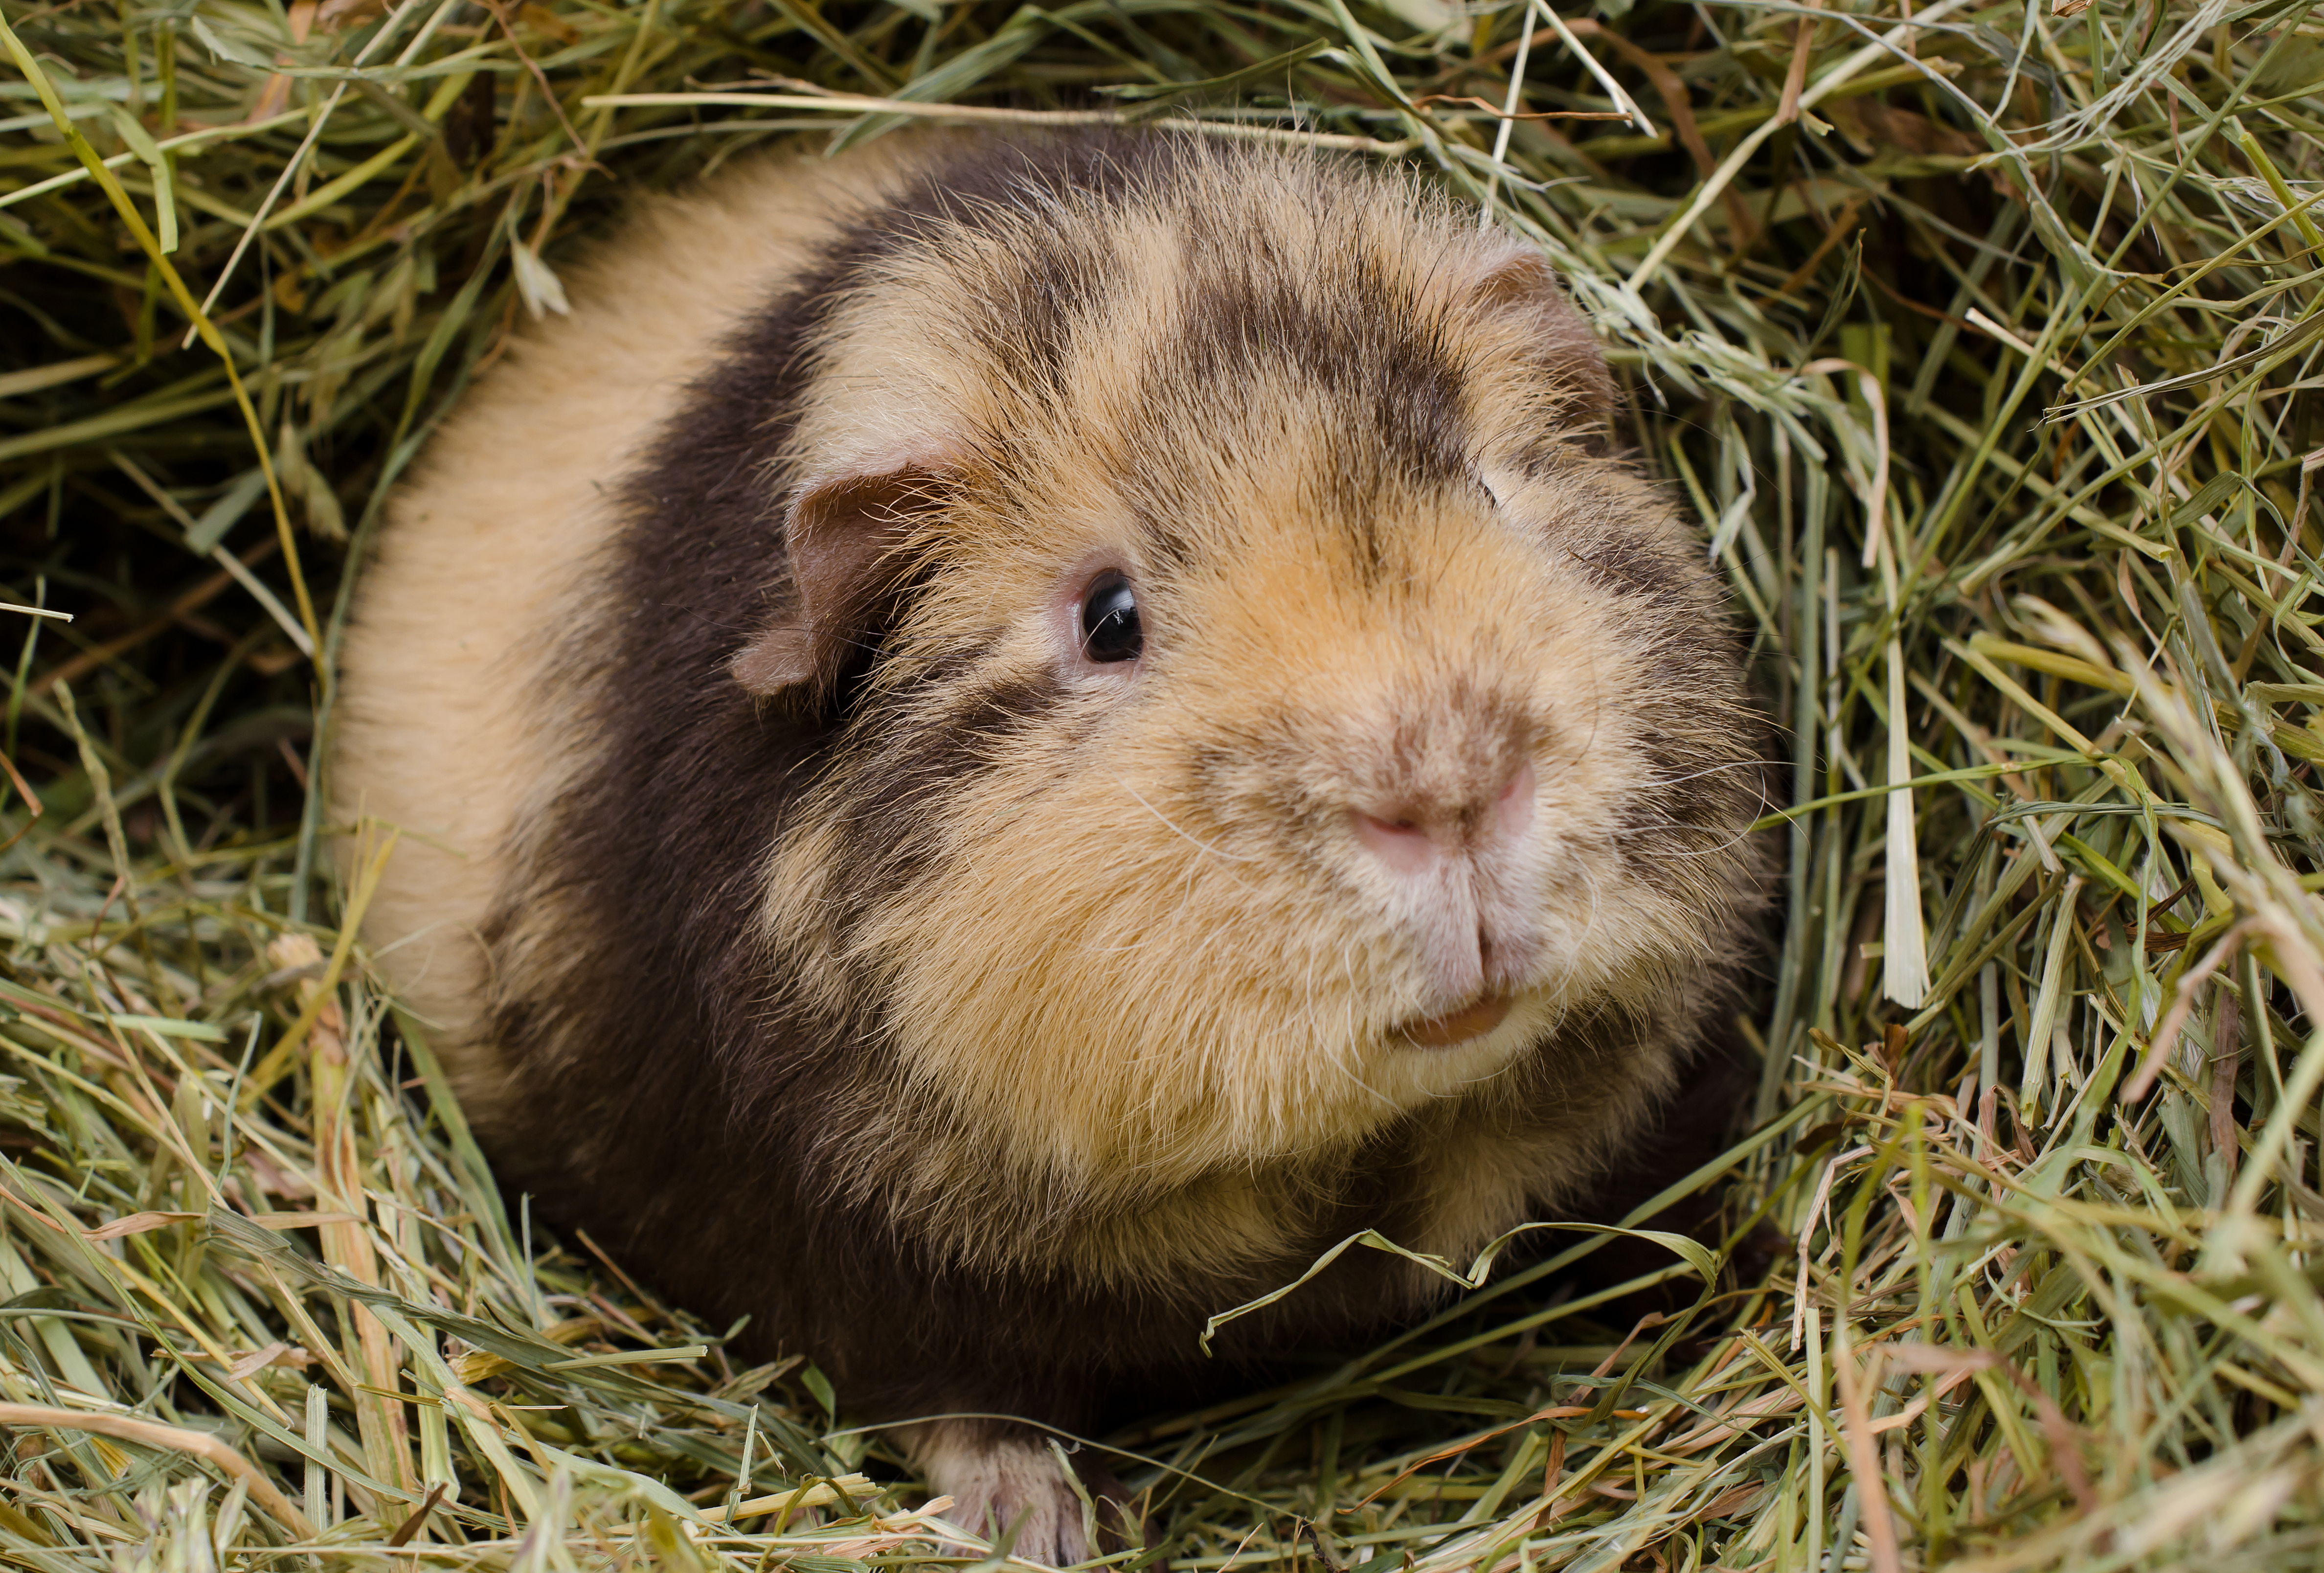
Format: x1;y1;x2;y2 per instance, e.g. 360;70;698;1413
582;92;1419;153
695;1473;879;1523
0;1404;317;1539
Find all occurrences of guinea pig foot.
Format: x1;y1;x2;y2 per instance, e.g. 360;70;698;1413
905;1420;1140;1566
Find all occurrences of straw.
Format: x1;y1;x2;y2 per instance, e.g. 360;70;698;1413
5;0;2324;1563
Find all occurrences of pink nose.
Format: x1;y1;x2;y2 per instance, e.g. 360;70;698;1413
1353;759;1535;876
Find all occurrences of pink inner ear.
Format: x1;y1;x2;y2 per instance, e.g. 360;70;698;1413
730;459;957;700
1471;251;1617;440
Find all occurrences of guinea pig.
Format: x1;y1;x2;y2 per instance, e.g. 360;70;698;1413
331;128;1769;1562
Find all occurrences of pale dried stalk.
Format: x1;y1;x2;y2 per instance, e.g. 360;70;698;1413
0;1404;317;1539
271;931;416;1498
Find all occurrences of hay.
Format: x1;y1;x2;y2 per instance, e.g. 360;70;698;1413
3;0;2324;1562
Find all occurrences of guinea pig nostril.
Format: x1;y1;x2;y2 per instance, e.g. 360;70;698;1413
1353;809;1440;875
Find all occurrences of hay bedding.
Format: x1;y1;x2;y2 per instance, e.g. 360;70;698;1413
1;0;2323;1559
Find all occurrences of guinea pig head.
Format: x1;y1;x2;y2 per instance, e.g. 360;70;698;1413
734;152;1766;1229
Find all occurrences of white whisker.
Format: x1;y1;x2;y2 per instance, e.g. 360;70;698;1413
1102;769;1256;874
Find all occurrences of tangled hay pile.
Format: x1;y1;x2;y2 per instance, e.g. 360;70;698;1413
4;0;2324;1561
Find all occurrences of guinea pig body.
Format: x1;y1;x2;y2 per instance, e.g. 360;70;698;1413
333;130;1768;1560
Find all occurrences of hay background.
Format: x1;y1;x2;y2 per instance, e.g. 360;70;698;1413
4;0;2324;1563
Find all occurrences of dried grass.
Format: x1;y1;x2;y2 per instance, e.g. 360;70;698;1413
3;0;2324;1564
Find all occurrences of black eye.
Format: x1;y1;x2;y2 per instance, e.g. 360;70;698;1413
1079;572;1143;664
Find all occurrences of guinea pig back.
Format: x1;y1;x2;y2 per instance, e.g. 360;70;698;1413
332;129;1770;1561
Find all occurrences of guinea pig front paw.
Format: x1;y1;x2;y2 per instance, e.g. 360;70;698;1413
904;1419;1139;1567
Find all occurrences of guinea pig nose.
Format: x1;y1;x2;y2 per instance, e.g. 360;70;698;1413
1352;759;1535;875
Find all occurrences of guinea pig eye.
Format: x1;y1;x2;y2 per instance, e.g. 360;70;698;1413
1079;572;1143;664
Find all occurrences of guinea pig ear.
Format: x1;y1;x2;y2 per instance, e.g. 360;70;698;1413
1470;251;1619;450
730;459;954;702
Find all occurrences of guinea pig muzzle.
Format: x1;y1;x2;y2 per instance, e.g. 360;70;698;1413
1352;754;1544;1021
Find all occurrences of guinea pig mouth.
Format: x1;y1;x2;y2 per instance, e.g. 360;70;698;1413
1398;992;1514;1049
